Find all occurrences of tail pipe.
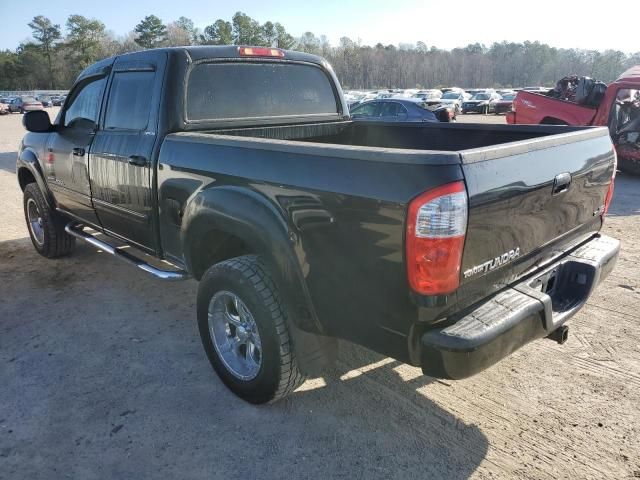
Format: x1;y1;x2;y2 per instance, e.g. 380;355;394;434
547;325;569;345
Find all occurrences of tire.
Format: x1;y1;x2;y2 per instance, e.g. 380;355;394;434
23;183;75;258
197;255;306;404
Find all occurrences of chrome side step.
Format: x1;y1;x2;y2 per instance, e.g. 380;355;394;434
65;223;189;281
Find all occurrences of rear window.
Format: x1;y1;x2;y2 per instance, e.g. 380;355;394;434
186;62;339;122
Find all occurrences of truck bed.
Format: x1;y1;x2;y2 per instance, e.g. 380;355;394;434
193;120;593;156
159;121;615;365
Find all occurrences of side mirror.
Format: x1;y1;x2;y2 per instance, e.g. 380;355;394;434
23;110;53;133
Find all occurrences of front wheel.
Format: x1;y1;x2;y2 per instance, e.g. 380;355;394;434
23;183;75;258
197;255;306;404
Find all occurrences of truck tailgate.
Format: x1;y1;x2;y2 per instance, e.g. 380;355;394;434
457;127;615;304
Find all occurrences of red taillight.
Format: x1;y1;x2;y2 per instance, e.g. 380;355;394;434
406;181;468;295
603;147;617;216
238;47;285;58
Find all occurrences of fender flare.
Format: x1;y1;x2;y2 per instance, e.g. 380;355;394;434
181;185;322;335
16;149;55;207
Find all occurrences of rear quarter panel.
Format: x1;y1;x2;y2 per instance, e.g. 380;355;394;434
157;134;463;362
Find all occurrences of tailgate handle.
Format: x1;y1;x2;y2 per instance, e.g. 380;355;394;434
553;172;571;195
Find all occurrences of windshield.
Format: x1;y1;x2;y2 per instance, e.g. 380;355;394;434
501;94;516;100
442;93;459;99
472;93;490;100
187;62;339;122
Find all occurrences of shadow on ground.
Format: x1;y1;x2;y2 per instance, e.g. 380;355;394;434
0;151;18;174
608;171;640;217
0;237;488;480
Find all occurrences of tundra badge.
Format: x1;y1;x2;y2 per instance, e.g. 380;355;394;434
463;248;521;278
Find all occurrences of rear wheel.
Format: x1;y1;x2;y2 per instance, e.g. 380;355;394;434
23;183;75;258
197;255;305;404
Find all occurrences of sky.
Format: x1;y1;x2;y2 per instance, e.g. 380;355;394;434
1;0;639;52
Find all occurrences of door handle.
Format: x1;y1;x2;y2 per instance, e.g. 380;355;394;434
128;155;148;167
72;147;85;156
553;172;572;195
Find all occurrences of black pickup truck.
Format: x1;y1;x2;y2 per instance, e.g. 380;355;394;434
17;46;619;404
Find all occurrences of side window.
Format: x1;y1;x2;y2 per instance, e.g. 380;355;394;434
380;102;407;117
104;71;155;130
63;77;107;127
351;102;379;117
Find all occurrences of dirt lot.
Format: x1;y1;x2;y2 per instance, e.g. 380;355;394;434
1;109;639;480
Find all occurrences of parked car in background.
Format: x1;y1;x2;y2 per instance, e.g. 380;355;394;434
425;91;469;114
0;99;9;115
37;96;53;107
522;86;549;93
441;86;466;95
412;89;442;101
465;89;483;97
350;98;453;122
494;92;517;114
51;95;66;106
462;92;502;114
8;96;43;114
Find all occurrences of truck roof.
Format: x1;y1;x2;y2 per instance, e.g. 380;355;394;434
616;65;640;83
176;45;326;64
76;45;329;82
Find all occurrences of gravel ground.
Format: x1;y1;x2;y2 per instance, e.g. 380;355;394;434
1;109;639;480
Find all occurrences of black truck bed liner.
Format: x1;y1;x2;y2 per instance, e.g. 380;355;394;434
173;121;602;167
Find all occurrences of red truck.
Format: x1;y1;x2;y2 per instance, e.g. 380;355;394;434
508;66;640;174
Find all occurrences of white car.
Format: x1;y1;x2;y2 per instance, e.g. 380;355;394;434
426;91;470;114
412;89;443;101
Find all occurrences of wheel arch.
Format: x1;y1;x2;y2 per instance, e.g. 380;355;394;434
181;185;322;335
540;117;569;126
17;149;55;207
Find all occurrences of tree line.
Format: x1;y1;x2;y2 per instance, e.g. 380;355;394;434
1;12;638;91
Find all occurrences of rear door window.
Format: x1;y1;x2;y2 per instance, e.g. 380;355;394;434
187;62;339;121
104;71;155;130
379;102;406;117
